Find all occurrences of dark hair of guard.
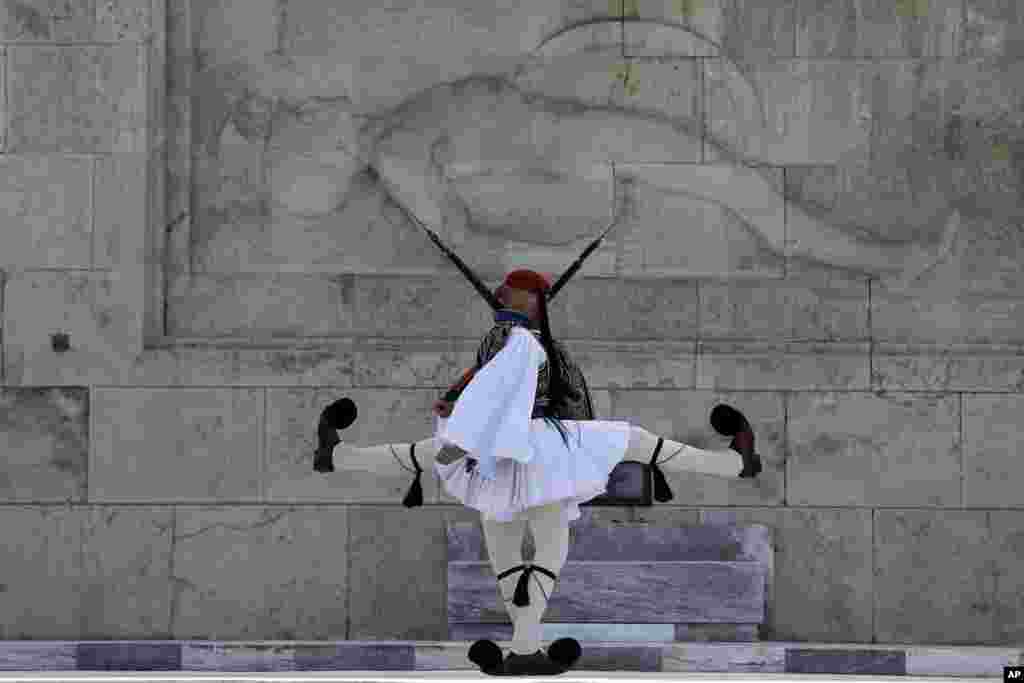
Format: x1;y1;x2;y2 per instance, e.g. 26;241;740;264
530;286;582;450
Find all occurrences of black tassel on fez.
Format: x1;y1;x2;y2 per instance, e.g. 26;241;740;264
649;437;674;503
402;443;424;508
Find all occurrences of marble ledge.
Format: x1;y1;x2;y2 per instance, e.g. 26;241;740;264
0;640;1019;674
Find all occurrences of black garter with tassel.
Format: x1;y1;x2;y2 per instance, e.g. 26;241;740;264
497;564;559;607
649;437;674;503
401;442;424;508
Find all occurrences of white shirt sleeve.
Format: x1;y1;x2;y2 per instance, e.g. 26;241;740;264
436;327;547;474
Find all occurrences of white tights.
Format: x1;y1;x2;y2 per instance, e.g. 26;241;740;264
481;501;567;655
329;425;743;480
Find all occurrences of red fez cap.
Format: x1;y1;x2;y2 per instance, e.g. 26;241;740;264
503;269;552;292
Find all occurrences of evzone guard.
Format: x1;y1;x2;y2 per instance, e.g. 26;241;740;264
312;197;761;676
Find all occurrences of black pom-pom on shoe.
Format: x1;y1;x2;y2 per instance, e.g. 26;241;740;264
313;398;358;473
548;637;582;669
468;639;505;675
710;403;749;436
324;397;358;430
710;404;762;478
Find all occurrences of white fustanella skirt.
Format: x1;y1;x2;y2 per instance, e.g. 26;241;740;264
432;327;631;524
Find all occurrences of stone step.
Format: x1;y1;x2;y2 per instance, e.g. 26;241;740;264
0;641;1019;677
449;560;767;623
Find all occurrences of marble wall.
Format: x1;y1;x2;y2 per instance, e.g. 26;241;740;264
1;0;1023;645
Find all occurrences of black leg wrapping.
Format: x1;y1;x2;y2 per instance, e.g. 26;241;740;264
401;443;424;508
497;564;558;608
648;437;674;502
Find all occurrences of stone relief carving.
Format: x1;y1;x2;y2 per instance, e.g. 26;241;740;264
181;2;1023;293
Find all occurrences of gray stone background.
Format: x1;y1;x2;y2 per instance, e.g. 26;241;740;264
0;0;1023;646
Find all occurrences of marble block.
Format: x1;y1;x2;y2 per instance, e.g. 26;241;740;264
0;155;92;270
785;648;905;675
170;506;350;640
90;388;263;503
0;387;89;503
76;643;181;671
180;642;296;672
0;0;157;41
787;391;961;507
6;44;146;154
0;642;78;671
874;510;997;644
293;644;414;672
796;0;964;57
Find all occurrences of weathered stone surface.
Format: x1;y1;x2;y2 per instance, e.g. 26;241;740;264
544;338;696;390
700;268;869;342
167;273;515;339
78;506;176;639
0;47;5;152
2;271;142;386
906;646;1024;677
181;643;296;671
94;153;147;269
707;57;1024;287
515;52;703;164
91;388;263;503
166;274;354;339
449;622;677;644
6;44;146;154
662;642;787;673
964;0;1024;61
0;155;92;269
873;344;1024;392
874;510;996;644
171;506;349;640
786;648;905;675
706;59;872;166
574;644;661;671
0;506;85;639
76;642;181;671
698;341;871;391
797;0;964;57
615;164;785;278
0;0;157;41
872;287;1024;347
700;507;874;643
625;1;795;60
414;642;478;671
293;644;414;671
264;388;442;505
165;0;192;223
558;278;699;341
787;392;961;507
989;510;1024;644
270;0;617;113
963;395;1024;508
0;643;77;671
610;390;784;506
352;276;499;338
674;623;759;642
348;506;477;641
0;387;88;503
